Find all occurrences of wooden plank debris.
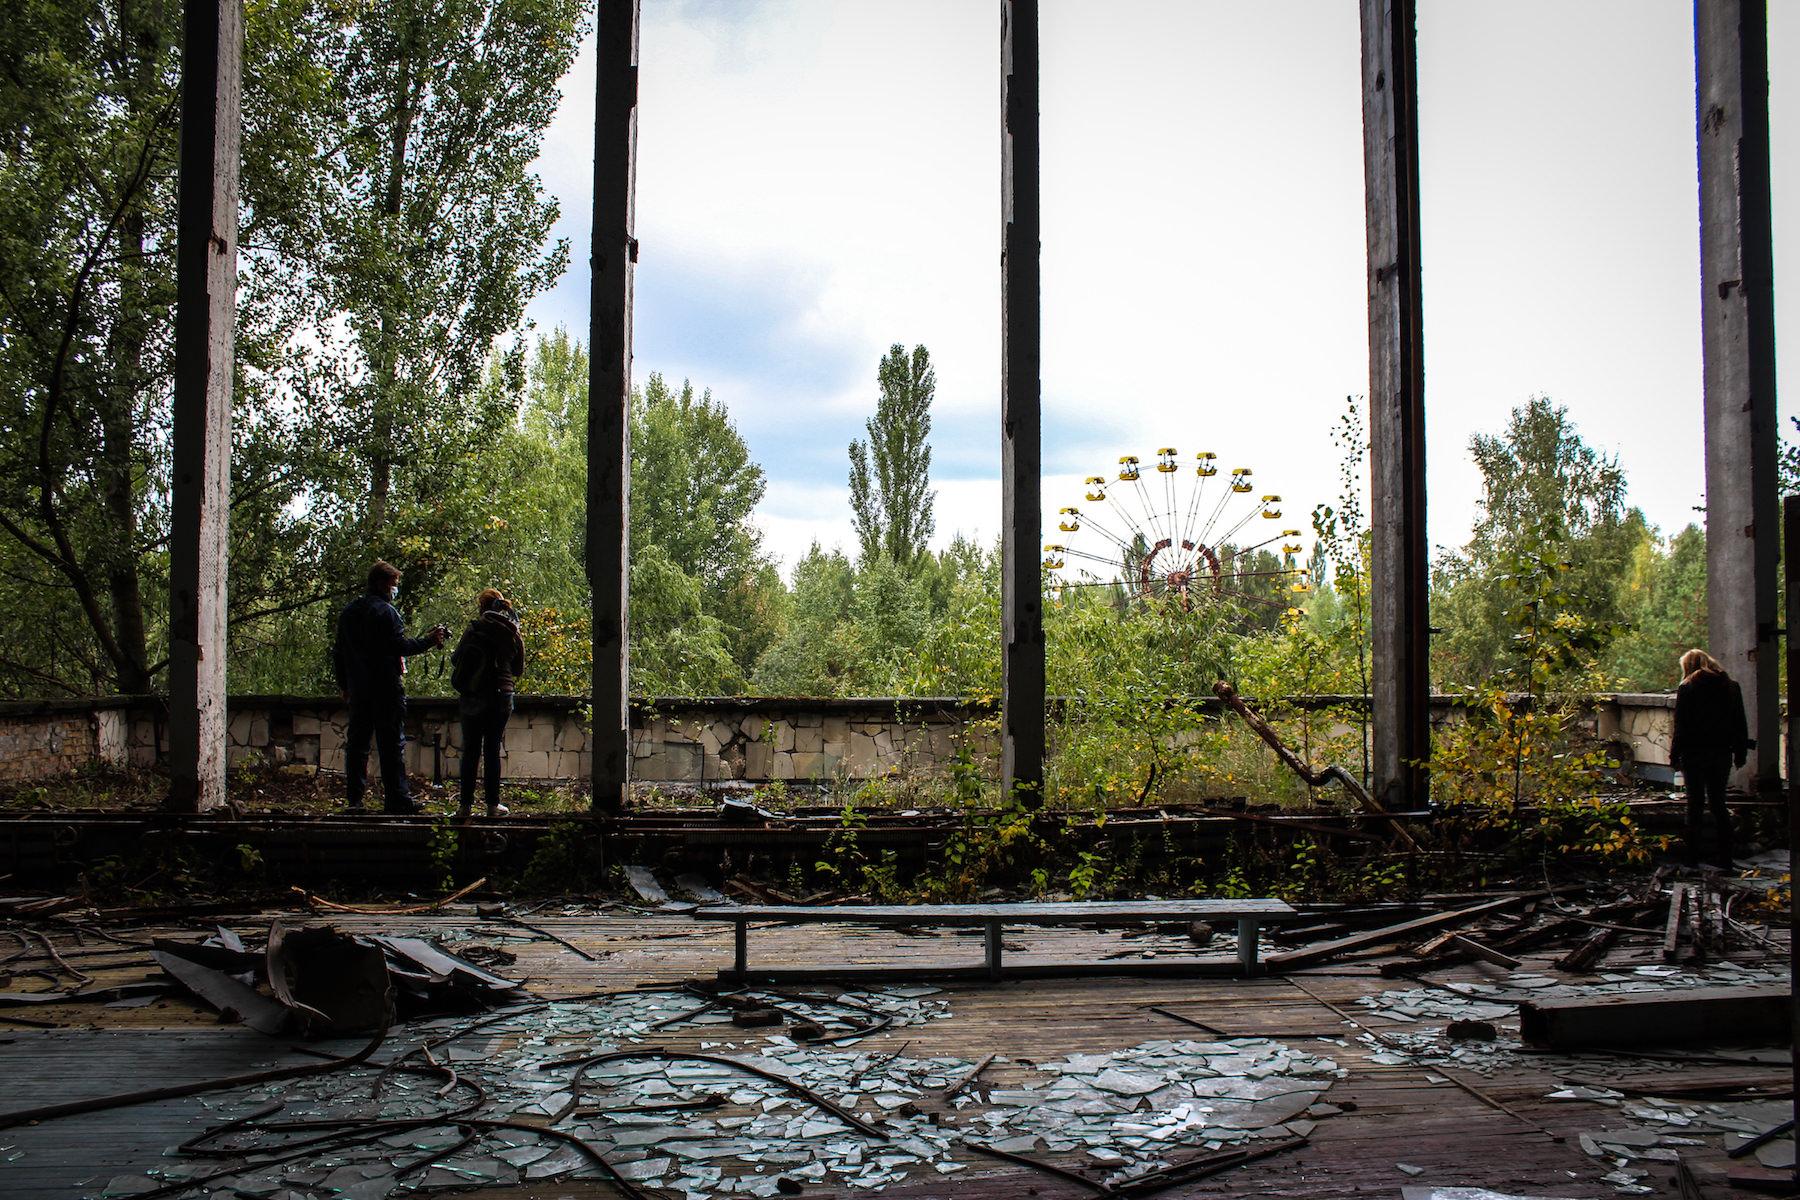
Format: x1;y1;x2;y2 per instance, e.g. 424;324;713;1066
1519;983;1790;1049
1665;882;1689;961
1444;934;1521;971
1266;892;1542;971
1555;923;1620;973
938;1052;996;1102
1211;683;1411;847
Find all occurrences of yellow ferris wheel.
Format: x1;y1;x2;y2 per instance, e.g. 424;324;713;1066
1044;447;1312;613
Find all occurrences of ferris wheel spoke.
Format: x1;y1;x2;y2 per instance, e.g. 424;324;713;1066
1213;504;1267;549
1232;531;1290;557
1057;545;1139;571
1179;473;1210;549
1073;512;1136;554
1195;483;1237;548
1130;475;1167;544
1102;490;1151;547
1162;466;1179;544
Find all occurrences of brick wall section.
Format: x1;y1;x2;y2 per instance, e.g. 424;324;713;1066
0;693;1763;786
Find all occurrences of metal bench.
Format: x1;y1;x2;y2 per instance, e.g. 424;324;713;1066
690;899;1296;983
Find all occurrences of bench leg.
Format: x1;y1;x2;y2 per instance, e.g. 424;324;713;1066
984;920;1003;981
734;920;748;977
1237;919;1260;975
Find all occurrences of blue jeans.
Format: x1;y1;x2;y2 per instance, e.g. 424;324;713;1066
459;695;513;814
346;692;411;812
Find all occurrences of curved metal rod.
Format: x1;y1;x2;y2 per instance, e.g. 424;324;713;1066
1212;681;1418;851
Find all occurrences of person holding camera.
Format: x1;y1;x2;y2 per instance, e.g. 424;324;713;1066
451;588;526;820
332;560;447;814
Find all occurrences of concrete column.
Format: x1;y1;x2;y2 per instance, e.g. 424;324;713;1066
588;0;639;813
1697;0;1779;794
166;0;243;813
1360;0;1430;811
1001;0;1045;804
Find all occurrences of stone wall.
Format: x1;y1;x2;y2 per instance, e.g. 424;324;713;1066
0;700;131;783
100;696;990;787
1598;693;1675;771
0;692;1763;787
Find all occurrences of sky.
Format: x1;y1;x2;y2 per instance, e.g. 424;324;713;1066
523;0;1800;576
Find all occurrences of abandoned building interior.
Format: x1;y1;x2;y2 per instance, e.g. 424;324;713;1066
2;1;1797;1199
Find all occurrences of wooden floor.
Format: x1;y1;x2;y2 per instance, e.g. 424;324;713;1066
0;905;1790;1199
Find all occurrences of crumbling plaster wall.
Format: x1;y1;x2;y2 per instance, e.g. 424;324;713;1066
0;693;1732;786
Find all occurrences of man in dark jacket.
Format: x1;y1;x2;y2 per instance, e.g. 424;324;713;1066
333;561;446;813
451;588;526;819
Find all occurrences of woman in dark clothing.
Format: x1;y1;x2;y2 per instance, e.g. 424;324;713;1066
451;588;526;819
1669;648;1748;868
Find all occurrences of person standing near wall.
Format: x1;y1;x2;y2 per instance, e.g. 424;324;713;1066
1669;647;1749;869
332;561;446;814
451;588;526;819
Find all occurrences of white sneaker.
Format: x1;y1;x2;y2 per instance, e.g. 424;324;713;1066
487;803;510;818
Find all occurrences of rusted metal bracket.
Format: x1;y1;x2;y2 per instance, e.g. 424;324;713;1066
1212;681;1419;852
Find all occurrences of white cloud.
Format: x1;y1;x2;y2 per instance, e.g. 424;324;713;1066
531;0;1800;567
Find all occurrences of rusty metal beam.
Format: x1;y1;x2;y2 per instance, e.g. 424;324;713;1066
588;0;639;813
166;0;243;814
1360;0;1430;812
1697;0;1780;795
1001;0;1045;805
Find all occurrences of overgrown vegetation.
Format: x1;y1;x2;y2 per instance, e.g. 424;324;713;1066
0;2;1736;901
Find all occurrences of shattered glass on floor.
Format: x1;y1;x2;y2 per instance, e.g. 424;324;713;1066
1347;964;1793;1196
81;987;1347;1200
1358;960;1790;1027
966;1038;1341;1186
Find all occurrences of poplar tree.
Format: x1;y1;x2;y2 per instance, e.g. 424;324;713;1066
848;344;936;565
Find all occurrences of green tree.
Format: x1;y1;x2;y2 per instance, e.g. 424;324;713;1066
848;343;936;565
752;545;857;695
630;372;781;675
0;0;341;696
396;334;773;698
300;0;584;588
1432;397;1649;689
1604;524;1707;691
628;544;740;695
905;538;1001;696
